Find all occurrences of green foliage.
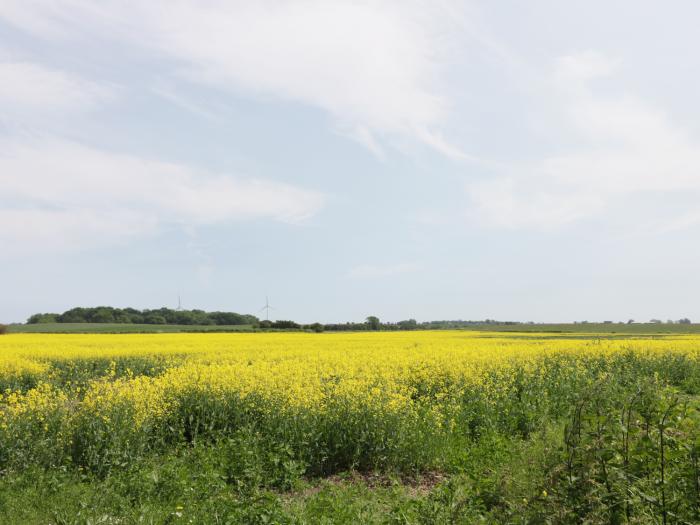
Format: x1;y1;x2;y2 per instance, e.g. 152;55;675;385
270;320;301;329
26;313;57;324
26;306;258;326
0;323;7;335
12;322;256;334
306;322;325;332
216;427;307;492
366;316;381;330
503;380;700;524
397;318;418;330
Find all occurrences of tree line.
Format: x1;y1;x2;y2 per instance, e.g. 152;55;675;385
25;309;524;331
27;307;258;326
261;317;522;332
23;309;696;331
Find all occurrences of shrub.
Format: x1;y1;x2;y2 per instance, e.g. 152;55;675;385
0;324;8;335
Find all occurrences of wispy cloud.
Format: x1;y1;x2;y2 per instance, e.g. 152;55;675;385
0;136;325;257
0;59;116;121
0;0;466;158
465;50;700;231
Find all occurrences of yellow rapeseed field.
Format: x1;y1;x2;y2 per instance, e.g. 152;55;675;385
1;331;700;475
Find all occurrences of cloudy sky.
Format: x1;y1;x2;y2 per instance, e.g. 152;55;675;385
2;1;700;323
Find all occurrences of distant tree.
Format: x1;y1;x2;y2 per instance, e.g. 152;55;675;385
667;319;675;324
366;316;381;330
27;306;259;326
189;310;215;325
27;313;58;324
90;307;115;323
0;324;7;335
122;307;143;323
306;322;324;333
143;313;167;325
259;320;273;329
242;314;260;325
113;311;134;324
58;307;89;323
627;319;634;324
397;319;418;330
678;318;692;324
208;311;252;325
271;320;300;329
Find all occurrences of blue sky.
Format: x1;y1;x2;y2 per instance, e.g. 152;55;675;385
2;1;700;324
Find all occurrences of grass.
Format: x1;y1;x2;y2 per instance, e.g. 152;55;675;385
0;427;559;524
470;322;700;334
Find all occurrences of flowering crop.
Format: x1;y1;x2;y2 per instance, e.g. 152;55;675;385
1;331;699;476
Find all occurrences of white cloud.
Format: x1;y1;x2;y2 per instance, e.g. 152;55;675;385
0;137;324;256
0;0;464;157
465;177;604;231
0;60;114;119
554;51;620;82
0;208;156;255
348;262;421;279
466;50;700;231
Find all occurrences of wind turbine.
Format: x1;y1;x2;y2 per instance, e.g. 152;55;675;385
259;296;275;321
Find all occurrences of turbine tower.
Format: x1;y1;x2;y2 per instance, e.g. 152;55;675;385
260;296;275;321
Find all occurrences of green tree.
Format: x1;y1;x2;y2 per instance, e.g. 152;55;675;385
57;307;88;323
27;313;58;324
397;319;418;330
307;323;324;333
366;316;381;330
143;313;167;324
90;307;115;323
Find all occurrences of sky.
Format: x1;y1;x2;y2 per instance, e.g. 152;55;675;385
2;1;700;324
